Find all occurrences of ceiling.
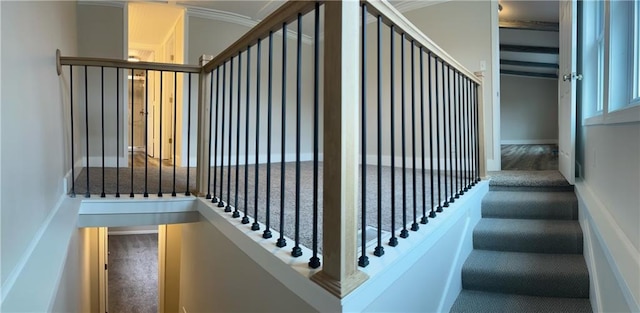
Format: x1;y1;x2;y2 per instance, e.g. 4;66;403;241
499;0;559;23
130;0;560;78
129;2;183;48
498;0;560;79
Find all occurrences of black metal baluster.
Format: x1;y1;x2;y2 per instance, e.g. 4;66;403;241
101;67;106;198
435;59;442;212
464;77;471;191
400;33;409;238
475;82;481;183
186;73;192;196
419;50;427;224
243;47;252;225
388;25;398;247
234;51;243;218
211;68;220;202
469;80;475;189
292;13;303;258
206;70;214;199
359;3;369;268
447;67;455;201
264;32;273;238
410;41;419;231
84;66;90;198
252;38;262;232
69;66;76;197
374;15;385;257
218;63;227;207
158;71;163;197
116;68;120;198
442;64;449;207
172;71;178;197
459;75;466;195
454;71;461;199
309;2;321;269
225;59;234;212
468;78;473;190
428;54;436;218
143;70;148;197
277;23;288;247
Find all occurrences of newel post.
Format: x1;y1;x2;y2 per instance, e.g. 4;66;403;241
310;0;369;297
474;71;487;180
196;55;214;197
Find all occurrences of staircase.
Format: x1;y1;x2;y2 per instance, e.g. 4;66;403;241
450;171;593;313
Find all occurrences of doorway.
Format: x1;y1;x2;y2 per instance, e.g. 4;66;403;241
496;1;561;172
107;226;159;313
128;2;184;165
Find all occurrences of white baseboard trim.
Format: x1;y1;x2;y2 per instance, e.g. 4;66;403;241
364;154;473;169
576;182;640;312
500;139;558;145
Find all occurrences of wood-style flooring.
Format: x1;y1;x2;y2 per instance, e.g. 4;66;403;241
128;151;173;168
501;144;558;171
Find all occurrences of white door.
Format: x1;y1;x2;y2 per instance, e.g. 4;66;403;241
558;0;577;184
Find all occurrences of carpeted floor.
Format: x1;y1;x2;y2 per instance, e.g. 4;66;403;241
451;154;591;312
108;234;158;313
75;161;473;252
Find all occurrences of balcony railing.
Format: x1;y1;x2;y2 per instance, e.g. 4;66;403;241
57;0;485;298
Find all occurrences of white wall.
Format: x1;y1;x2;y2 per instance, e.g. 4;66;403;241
179;218;326;313
187;15;320;167
0;0;77;292
403;0;500;170
577;123;640;312
500;74;558;143
75;4;125;167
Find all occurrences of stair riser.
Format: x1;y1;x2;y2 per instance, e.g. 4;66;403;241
490;185;575;192
473;232;583;254
462;270;589;298
481;201;578;220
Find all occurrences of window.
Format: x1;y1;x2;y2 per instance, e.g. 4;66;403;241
634;1;640;102
596;0;605;112
582;0;640;124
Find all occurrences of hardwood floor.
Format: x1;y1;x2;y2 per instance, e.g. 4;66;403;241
128;151;173;168
501;144;558;171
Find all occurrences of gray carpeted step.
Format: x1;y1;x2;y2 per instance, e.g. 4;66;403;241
482;190;578;220
473;218;583;254
450;290;593;313
488;170;574;192
462;250;589;298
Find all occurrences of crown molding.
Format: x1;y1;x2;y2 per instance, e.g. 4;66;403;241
185;5;312;45
185;6;256;28
392;0;448;14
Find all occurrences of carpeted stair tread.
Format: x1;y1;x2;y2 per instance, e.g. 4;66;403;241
450;290;593;313
482;190;578;220
474;218;583;254
488;170;573;191
462;250;589;298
